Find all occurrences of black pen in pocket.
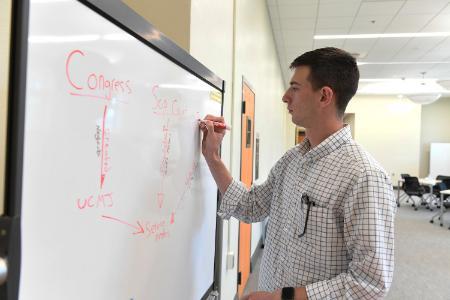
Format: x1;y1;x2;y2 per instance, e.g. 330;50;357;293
299;193;315;237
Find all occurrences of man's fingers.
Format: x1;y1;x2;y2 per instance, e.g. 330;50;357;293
204;120;215;132
203;114;225;123
199;121;208;133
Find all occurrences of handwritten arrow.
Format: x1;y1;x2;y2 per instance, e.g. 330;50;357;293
100;105;108;189
101;215;145;235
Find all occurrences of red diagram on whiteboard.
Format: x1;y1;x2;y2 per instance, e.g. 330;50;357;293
66;50;206;241
65;49;132;102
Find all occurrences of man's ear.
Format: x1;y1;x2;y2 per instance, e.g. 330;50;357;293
319;86;334;107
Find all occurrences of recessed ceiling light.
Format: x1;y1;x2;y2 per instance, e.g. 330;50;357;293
314;32;450;39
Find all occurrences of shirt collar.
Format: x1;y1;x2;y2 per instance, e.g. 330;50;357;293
297;124;352;162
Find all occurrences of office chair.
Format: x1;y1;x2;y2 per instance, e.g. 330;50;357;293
443;178;450;190
397;173;411;206
403;176;426;211
430;182;450;226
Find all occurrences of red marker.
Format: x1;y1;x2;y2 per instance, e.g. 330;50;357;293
198;119;231;130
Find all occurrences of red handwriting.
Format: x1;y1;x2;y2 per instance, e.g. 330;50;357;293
66;49;132;101
102;215;171;240
76;192;113;210
94;125;101;157
102;215;145;235
175;161;199;212
185;161;198;188
100;105;111;189
157;192;164;209
151;85;186;116
145;220;170;241
155;118;172;209
160;118;171;177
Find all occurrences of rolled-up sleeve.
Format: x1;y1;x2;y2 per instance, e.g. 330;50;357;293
306;168;396;299
217;165;278;223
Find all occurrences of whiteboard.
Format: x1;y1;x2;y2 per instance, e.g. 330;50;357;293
429;143;450;179
19;1;221;299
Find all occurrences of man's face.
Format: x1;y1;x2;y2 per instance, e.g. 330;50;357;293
282;66;322;127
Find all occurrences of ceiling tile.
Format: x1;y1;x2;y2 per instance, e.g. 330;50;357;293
277;0;318;5
283;37;313;48
343;39;378;58
393;36;447;61
313;39;345;49
266;0;450;87
278;3;317;19
315;28;351;35
364;38;410;61
358;65;385;78
357;1;404;16
426;65;450;78
385;14;435;32
421;13;450;31
282;29;314;42
421;37;450;60
349;15;395;33
441;3;450;14
316;17;354;29
318;2;360;17
398;0;449;15
281;18;316;30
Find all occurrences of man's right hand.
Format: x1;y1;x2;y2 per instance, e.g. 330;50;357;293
199;114;226;160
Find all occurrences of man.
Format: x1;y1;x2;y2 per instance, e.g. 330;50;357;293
199;47;396;300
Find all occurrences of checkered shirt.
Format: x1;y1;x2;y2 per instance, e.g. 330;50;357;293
218;125;396;299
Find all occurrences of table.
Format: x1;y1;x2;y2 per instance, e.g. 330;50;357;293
430;189;450;228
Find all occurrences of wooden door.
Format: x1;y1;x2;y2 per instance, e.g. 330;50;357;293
238;79;255;296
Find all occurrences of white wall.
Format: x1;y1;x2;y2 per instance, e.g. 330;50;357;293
190;1;236;299
191;0;289;298
419;97;450;177
232;0;290;259
347;96;422;183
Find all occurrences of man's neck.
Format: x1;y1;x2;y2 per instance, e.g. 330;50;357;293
305;119;344;148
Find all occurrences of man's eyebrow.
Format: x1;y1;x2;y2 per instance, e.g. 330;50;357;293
289;81;302;86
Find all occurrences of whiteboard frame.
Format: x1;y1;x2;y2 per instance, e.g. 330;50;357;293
4;0;225;299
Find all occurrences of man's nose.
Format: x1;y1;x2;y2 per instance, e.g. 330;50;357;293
282;92;289;103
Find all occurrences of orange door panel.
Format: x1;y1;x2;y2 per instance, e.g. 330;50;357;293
238;79;255;297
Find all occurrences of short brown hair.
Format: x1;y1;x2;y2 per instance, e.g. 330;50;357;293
290;47;359;116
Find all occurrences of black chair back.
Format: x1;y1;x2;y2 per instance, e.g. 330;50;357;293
403;176;425;196
438;182;447;191
400;173;410;179
442;179;450;190
436;175;450;181
433;181;447;196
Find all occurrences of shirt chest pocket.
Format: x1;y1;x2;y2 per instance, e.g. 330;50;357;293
296;192;331;240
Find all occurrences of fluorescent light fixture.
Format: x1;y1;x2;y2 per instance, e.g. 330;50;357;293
314;32;450;40
358;61;450;66
408;94;442;105
357;78;450;96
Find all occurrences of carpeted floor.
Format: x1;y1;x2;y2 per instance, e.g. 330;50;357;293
243;197;450;299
